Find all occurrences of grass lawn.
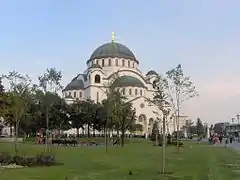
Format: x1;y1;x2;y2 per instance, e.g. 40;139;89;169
0;140;240;180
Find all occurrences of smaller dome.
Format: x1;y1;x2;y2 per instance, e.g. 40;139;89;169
113;76;145;88
89;64;102;69
146;70;158;76
63;77;84;91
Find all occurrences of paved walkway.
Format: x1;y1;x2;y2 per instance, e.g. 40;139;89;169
226;143;240;151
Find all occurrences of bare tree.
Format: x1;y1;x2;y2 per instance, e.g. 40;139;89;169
38;68;63;152
166;64;198;152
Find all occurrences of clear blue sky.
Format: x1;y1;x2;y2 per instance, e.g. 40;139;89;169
1;0;240;123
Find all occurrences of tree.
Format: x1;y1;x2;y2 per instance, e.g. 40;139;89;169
102;72;124;152
8;93;27;154
166;64;198;152
150;121;160;146
118;102;136;146
3;71;33;146
196;117;204;139
150;74;171;174
184;119;194;138
38;68;63;152
0;77;4;93
68;100;85;137
0;77;8;118
129;123;143;134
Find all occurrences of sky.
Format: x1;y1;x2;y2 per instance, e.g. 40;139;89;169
0;0;240;124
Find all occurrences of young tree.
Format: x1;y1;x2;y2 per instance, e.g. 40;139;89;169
3;71;33;142
38;68;63;152
102;72;124;152
8;93;27;154
150;74;171;174
166;64;198;152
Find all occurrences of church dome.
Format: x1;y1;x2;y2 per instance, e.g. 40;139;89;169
88;42;138;63
146;70;158;76
63;77;84;91
113;76;145;88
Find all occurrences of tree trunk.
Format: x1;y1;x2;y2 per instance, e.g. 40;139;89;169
45;107;50;153
120;129;125;147
162;115;166;174
87;124;90;138
76;127;80;138
23;132;27;143
10;125;13;137
104;126;108;153
117;129;120;146
93;127;96;137
156;130;158;147
14;120;19;155
176;116;180;153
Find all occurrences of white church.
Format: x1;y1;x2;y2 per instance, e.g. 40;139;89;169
62;34;187;137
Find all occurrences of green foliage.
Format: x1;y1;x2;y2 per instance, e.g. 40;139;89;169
0;77;4;93
150;122;159;141
196;117;204;137
38;68;63;93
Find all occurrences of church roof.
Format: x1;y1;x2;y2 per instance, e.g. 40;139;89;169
113;75;145;88
63;77;84;91
89;64;102;69
146;70;158;76
87;42;138;64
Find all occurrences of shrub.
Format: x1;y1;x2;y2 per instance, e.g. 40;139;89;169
169;141;184;147
0;152;58;167
0;152;13;165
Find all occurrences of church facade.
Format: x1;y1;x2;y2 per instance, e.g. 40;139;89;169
62;38;172;137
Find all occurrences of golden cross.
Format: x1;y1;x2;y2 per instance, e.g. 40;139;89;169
111;32;115;42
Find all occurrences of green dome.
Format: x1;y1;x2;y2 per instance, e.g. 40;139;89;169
113;76;145;88
63;77;84;91
88;42;138;63
146;70;158;76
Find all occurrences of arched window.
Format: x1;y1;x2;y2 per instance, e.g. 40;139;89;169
96;60;99;65
115;59;118;66
135;89;138;95
129;89;132;95
122;59;125;67
102;59;105;67
94;74;101;83
108;59;111;66
122;88;125;95
140;89;143;96
128;61;130;67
